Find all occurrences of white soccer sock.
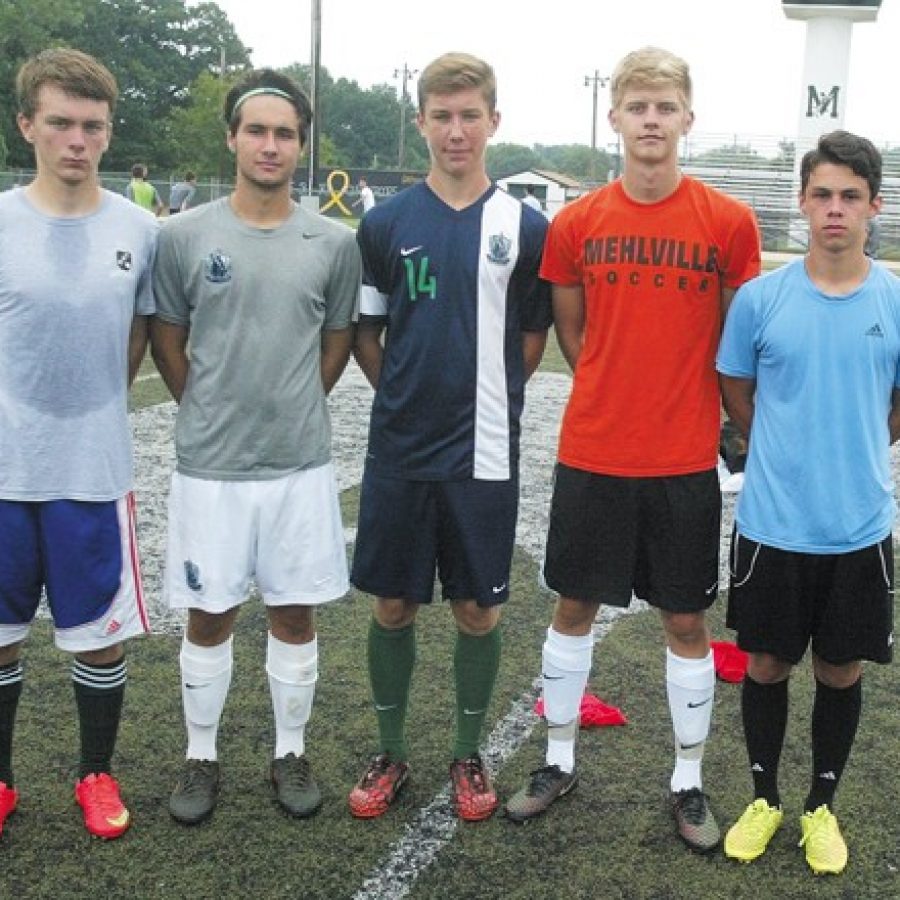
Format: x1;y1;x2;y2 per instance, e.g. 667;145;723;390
266;632;318;759
180;636;233;762
542;627;594;773
666;648;715;792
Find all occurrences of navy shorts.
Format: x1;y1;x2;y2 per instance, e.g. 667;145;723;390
543;464;721;611
351;466;518;607
727;530;894;666
0;497;147;651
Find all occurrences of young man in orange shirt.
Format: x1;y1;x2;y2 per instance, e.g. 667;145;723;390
506;47;761;853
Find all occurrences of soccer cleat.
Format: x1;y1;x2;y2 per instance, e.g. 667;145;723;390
671;788;721;853
799;805;848;875
75;773;130;839
449;754;498;822
505;764;577;823
724;799;784;862
0;782;18;837
348;753;409;819
271;753;322;818
169;759;220;825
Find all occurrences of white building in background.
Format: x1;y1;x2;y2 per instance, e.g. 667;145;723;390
497;169;585;220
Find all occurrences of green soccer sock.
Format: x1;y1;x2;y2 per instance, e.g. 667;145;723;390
453;626;501;760
368;619;416;763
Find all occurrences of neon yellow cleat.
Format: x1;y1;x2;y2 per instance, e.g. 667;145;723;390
799;805;848;875
724;798;784;862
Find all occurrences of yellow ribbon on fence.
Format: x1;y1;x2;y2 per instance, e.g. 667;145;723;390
320;169;353;215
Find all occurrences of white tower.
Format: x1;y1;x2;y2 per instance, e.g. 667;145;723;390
782;2;883;246
783;1;883;147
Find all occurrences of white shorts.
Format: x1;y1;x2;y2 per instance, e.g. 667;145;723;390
164;465;349;613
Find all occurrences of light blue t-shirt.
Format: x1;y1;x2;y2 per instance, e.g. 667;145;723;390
717;257;900;553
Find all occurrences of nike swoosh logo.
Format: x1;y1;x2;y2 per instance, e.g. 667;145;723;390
687;697;712;709
462;708;485;716
491;583;507;594
400;245;422;256
542;673;564;680
302;232;321;239
705;582;718;596
184;684;202;690
374;703;398;712
106;810;130;827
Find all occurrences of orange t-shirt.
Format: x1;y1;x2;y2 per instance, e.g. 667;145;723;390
542;177;761;476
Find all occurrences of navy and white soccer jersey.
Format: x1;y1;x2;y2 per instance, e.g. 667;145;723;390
358;182;551;481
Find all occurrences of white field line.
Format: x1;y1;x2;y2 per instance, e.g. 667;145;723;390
129;362;742;897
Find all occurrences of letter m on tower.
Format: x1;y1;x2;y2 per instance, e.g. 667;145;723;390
806;85;840;119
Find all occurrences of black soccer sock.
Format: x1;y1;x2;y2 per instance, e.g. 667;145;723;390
72;657;127;779
742;675;788;808
806;676;861;813
0;661;24;786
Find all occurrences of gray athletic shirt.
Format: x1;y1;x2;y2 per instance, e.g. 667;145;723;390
153;198;361;480
0;189;157;500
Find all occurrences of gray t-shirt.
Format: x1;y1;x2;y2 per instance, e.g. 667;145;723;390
153;198;361;480
0;189;157;500
168;181;196;212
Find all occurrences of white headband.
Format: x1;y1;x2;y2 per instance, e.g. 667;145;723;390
231;86;295;116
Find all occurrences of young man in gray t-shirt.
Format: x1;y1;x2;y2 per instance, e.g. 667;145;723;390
0;49;157;841
151;68;360;825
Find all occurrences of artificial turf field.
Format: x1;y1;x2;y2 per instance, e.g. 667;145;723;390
4;298;899;899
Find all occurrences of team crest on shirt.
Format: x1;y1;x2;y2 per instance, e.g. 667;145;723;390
486;232;512;265
204;250;232;283
116;250;132;271
184;560;203;592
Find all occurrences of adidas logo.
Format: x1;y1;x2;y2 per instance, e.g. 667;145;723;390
819;770;837;781
751;763;764;772
865;323;884;337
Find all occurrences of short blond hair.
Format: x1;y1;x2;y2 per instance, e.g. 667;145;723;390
16;48;118;119
610;47;692;109
417;52;497;113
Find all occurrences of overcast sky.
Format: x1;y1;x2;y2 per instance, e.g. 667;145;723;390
210;0;899;150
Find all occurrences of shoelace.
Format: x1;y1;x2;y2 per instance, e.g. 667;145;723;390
458;757;487;790
279;757;312;787
362;755;395;788
677;789;708;824
738;800;777;839
181;764;216;794
799;807;835;849
84;775;122;813
528;765;563;795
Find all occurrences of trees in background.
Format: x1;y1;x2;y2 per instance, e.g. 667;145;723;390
0;0;250;172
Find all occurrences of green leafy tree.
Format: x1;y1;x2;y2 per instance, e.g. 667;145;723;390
166;70;235;179
486;143;543;178
1;0;250;171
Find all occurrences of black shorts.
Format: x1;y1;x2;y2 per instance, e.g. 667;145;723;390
726;530;894;666
543;464;721;611
350;466;518;607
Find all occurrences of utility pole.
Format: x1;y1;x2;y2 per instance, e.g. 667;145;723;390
309;0;322;197
584;70;609;182
394;63;418;170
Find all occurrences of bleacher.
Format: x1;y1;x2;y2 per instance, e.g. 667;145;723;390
680;133;900;254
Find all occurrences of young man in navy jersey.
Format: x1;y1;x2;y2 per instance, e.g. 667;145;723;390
348;51;552;822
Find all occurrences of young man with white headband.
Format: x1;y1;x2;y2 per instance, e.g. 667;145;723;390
151;68;361;824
